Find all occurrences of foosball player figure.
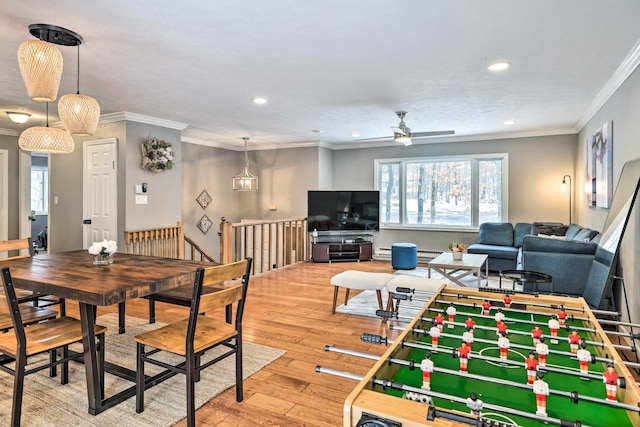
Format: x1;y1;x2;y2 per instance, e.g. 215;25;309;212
557;306;568;326
494;308;506;325
434;312;445;331
568;329;582;354
498;331;510;360
429;322;441;348
455;341;471;373
465;316;476;332
548;315;560;343
420;352;434;391
536;336;549;367
533;372;549;417
525;352;539;385
466;392;483;417
503;294;512;308
603;363;626;401
482;299;491;316
446;302;456;329
531;324;543;346
496;320;508;337
462;326;474;350
576;342;591;375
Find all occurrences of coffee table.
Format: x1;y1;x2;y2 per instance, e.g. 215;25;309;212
428;252;488;287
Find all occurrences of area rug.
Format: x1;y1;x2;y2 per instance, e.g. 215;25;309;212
0;313;285;426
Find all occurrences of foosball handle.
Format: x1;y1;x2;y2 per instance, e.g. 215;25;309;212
620;377;626;389
560;419;583;427
590;354;597;364
361;333;388;345
376;309;398;319
395;287;414;294
393;293;411;301
569;390;579;404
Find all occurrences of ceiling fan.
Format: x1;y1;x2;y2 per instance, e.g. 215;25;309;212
355;111;455;146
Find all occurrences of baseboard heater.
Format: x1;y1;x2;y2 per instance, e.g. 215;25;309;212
374;247;442;262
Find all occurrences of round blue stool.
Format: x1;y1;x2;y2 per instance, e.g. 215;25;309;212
391;242;418;269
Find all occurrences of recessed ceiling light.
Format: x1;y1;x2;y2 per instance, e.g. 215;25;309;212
488;61;511;72
351;133;360;138
504;120;516;125
251;97;268;104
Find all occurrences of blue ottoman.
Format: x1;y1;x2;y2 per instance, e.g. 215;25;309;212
391;242;418;269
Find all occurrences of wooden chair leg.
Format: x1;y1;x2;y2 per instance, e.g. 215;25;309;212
332;285;339;314
344;288;351;306
148;300;156;324
385;292;394;311
118;302;126;334
12;356;26;427
136;343;145;414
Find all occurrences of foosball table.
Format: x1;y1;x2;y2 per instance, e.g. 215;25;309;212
323;285;640;427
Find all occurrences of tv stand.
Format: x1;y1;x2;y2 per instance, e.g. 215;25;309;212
311;234;373;263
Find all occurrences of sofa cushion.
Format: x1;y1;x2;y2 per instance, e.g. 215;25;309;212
467;243;519;260
513;223;532;247
565;224;583;240
477;222;514;246
532;222;568;236
572;228;595;242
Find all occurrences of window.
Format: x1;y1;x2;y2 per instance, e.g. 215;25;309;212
376;154;507;229
31;166;48;215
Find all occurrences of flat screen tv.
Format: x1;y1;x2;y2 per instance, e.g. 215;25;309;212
307;190;380;232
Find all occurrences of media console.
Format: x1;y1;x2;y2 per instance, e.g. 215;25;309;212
311;234;373;263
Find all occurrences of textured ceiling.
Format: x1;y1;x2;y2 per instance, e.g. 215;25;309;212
1;0;640;150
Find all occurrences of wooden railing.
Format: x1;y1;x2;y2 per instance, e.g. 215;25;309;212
219;217;308;275
123;221;216;263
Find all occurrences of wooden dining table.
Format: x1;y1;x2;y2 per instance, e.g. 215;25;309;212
0;250;212;415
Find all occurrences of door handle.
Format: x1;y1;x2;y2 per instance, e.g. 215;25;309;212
82;219;92;224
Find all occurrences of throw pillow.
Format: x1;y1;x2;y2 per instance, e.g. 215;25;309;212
532;223;568;236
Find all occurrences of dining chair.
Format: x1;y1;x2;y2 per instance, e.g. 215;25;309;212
135;258;252;427
0;267;107;427
0;238;66;316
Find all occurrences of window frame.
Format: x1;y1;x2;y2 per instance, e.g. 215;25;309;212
374;153;509;231
31;165;49;215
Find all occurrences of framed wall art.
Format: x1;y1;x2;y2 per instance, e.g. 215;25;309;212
594;121;613;208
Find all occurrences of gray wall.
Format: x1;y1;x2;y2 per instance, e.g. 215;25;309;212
577;64;640;324
0;134;20;240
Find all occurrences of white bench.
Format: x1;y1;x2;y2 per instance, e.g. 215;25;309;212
330;270;395;314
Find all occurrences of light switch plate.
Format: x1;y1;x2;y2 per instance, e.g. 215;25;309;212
135;184;143;194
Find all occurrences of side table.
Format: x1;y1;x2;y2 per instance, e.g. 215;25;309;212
499;270;553;294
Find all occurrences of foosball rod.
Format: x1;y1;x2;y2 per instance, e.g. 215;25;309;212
440;290;589;313
387;357;638;412
315;366;595;427
324;345;380;360
401;336;614;375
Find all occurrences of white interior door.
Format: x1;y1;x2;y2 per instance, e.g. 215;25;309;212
83;138;117;248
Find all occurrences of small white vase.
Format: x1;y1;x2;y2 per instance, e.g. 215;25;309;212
452;251;463;260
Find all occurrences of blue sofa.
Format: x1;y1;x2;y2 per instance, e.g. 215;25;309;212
467;222;601;296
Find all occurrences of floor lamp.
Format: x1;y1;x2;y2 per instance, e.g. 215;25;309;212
561;175;572;224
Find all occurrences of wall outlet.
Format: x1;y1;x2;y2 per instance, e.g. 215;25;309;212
135;195;148;205
268;204;277;211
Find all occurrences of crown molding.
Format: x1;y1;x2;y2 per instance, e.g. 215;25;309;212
574;37;640;132
182;136;324;151
99;111;189;130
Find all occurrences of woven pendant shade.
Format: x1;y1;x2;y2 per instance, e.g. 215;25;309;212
18;126;74;154
58;93;100;135
17;40;63;102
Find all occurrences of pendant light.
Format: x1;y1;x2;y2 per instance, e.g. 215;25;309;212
17;38;63;102
58;44;100;135
18;103;74;154
232;137;259;191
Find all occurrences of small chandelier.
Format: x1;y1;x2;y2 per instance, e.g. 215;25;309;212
18;103;74;154
232;137;258;191
58;44;100;135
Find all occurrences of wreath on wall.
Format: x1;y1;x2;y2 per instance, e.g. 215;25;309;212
141;137;174;173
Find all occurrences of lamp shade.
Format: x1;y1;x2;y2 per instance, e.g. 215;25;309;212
232;168;259;191
58;93;100;135
18;126;74;154
17;40;64;102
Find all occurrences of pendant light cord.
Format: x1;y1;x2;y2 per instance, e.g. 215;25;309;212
76;44;80;95
243;137;250;168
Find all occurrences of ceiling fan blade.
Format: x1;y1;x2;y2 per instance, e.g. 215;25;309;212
402;138;413;146
411;130;455;138
391;126;408;136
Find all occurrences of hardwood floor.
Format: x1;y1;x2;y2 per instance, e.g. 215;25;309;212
67;260;402;426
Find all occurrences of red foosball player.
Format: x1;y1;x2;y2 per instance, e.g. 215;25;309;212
525;352;539;385
429;323;441;348
576;342;591;375
503;294;512;308
603;363;626;401
462;327;474;350
446;302;456;329
531;324;543;346
455;342;471;373
466;392;483;417
548;315;560;343
465;316;476;332
494;308;506;326
496;320;508;337
536;337;549;367
434;312;445;331
498;331;510;360
533;372;549;417
568;329;582;354
420;352;434;391
481;299;491;316
557;306;568;326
